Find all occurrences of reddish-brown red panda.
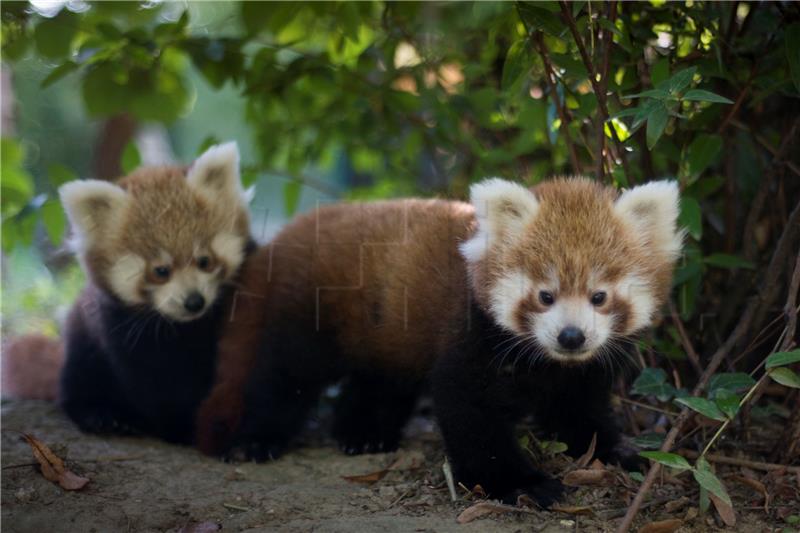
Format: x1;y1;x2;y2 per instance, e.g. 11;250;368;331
58;142;254;444
196;177;682;505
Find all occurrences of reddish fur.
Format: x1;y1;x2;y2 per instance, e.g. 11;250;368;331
196;179;678;454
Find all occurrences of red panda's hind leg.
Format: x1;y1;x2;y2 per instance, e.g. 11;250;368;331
332;370;422;455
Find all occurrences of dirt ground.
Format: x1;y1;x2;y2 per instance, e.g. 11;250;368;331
0;400;790;533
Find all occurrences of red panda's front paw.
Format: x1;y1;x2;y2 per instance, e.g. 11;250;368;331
223;440;286;463
498;475;566;508
75;410;136;436
332;418;402;455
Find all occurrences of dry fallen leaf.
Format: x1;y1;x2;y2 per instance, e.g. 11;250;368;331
664;496;690;513
387;450;425;471
562;468;615;487
639;518;683;533
342;469;388;484
709;492;736;527
456;501;533;524
550;504;594;515
22;433;89;491
575;433;597;468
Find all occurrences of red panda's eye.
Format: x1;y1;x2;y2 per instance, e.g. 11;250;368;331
196;256;211;270
539;291;555;306
591;291;607;306
153;266;171;279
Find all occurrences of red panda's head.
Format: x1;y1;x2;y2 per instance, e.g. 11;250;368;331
461;177;682;365
59;142;252;322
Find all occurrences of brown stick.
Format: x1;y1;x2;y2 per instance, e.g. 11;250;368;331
679;449;800;475
533;32;583;175
559;1;632;184
669;301;703;375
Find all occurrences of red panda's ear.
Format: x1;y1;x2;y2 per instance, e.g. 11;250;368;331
187;142;248;204
59;180;128;251
614;180;683;260
460;178;539;262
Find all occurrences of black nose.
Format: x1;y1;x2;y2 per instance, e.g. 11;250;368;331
184;292;205;313
557;327;586;351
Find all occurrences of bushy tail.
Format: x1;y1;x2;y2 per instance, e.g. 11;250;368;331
1;334;63;401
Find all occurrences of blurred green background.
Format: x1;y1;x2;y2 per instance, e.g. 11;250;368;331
1;0;799;373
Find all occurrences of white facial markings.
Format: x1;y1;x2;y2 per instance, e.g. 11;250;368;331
532;296;612;363
150;267;220;322
211;232;245;272
616;273;655;333
108;254;146;305
489;270;533;334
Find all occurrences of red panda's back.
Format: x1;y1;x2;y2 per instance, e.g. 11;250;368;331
264;198;477;376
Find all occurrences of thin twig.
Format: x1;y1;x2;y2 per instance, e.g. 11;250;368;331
533;32;583;175
680;449;800;475
559;1;632;184
669;301;703;375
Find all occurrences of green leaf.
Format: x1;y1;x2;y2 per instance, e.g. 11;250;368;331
283;180;302;217
769;367;800;389
517;3;564;37
679;196;702;240
714;389;741;420
693;466;732;507
646;102;668;150
708;373;756;396
623;88;669;100
786;23;800;93
682;89;733;104
41;61;79;88
662;66;697;94
502;39;528;91
33;9;78;59
40;198;67;245
675;397;726;422
121;141;141;175
539;440;568;455
632;432;665;450
631;368;676;401
685;133;722;179
639;451;692;470
703;253;755;270
765;350;800;369
47;163;77;187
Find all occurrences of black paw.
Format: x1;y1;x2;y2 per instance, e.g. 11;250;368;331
498;476;566;508
75;411;136;436
222;440;285;463
599;447;647;472
333;423;400;456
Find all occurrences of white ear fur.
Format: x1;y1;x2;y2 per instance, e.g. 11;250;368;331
459;178;539;262
614;180;683;260
186;141;246;203
59;180;129;251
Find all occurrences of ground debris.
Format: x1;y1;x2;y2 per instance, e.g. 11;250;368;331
21;433;89;491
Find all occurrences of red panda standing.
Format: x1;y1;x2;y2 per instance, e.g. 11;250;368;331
196;177;682;505
58;143;254;444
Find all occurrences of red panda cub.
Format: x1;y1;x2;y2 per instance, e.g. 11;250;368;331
58;142;253;444
196;177;681;505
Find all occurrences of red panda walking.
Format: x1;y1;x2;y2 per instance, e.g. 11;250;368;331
196;177;682;505
58;143;254;444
